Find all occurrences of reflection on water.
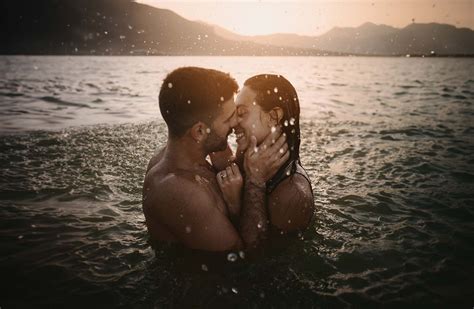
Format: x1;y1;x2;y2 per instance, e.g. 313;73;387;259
1;56;474;306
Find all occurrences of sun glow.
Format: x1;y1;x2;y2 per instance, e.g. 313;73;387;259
138;0;474;36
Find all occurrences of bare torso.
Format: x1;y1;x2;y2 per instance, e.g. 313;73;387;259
142;147;229;244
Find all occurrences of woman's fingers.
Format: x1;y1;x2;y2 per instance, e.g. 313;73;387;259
226;166;233;179
216;171;224;187
230;163;241;178
278;143;289;158
273;150;290;169
268;132;286;154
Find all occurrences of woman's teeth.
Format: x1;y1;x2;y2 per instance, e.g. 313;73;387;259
235;132;244;140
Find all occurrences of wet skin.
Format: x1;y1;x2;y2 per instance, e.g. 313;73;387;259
142;97;284;251
233;86;315;233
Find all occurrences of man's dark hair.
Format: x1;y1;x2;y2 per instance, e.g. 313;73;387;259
244;74;301;162
159;67;238;137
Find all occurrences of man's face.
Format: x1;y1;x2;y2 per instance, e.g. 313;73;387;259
204;97;238;153
234;86;271;151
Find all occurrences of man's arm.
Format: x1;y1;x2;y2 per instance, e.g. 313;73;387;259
145;176;243;251
268;174;315;232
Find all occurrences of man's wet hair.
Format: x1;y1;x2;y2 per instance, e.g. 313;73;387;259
159;67;238;137
244;74;301;162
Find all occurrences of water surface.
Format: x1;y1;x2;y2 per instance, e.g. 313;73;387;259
1;56;473;307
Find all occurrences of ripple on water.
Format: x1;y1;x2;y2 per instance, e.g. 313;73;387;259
1;56;474;306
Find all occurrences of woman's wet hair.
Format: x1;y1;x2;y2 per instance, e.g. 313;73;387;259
244;74;301;162
159;67;238;137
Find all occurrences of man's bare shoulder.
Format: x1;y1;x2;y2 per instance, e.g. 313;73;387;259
145;170;212;205
268;173;314;231
146;147;166;173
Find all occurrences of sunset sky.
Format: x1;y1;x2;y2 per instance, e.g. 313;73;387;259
138;0;474;36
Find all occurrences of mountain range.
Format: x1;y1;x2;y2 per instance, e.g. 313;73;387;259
1;0;473;56
213;22;474;56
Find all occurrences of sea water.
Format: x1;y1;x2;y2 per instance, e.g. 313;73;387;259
1;56;473;306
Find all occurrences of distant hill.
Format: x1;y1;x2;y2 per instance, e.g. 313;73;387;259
0;0;340;56
2;0;472;56
214;22;474;56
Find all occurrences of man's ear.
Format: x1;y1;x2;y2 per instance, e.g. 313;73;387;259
269;107;284;125
190;121;207;143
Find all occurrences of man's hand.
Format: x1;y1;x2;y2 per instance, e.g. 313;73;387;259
217;163;243;217
244;126;290;187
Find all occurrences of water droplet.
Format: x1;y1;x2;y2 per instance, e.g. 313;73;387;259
231;287;238;294
279;148;284;154
220;96;224;101
271;126;276;133
291;129;296;134
252;101;256;106
260;292;265;298
252;124;256;128
206;128;211;134
227;252;238;262
31;224;36;228
18;235;24;239
257;222;262;229
289;118;295;125
168;82;173;88
286;170;291;176
185;226;192;233
288;219;292;223
201;264;208;271
253;147;258;153
266;90;271;95
279;96;282;101
274;87;278;93
187;99;191;104
239;251;245;259
284;120;288;126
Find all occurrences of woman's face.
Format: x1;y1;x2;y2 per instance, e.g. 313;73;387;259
234;86;274;151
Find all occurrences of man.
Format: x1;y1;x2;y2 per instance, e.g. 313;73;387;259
142;67;288;251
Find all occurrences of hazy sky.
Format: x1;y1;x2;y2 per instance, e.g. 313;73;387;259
138;0;474;36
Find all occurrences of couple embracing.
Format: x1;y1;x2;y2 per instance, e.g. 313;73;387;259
143;67;314;253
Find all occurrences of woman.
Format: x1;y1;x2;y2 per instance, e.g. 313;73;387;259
215;74;315;233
